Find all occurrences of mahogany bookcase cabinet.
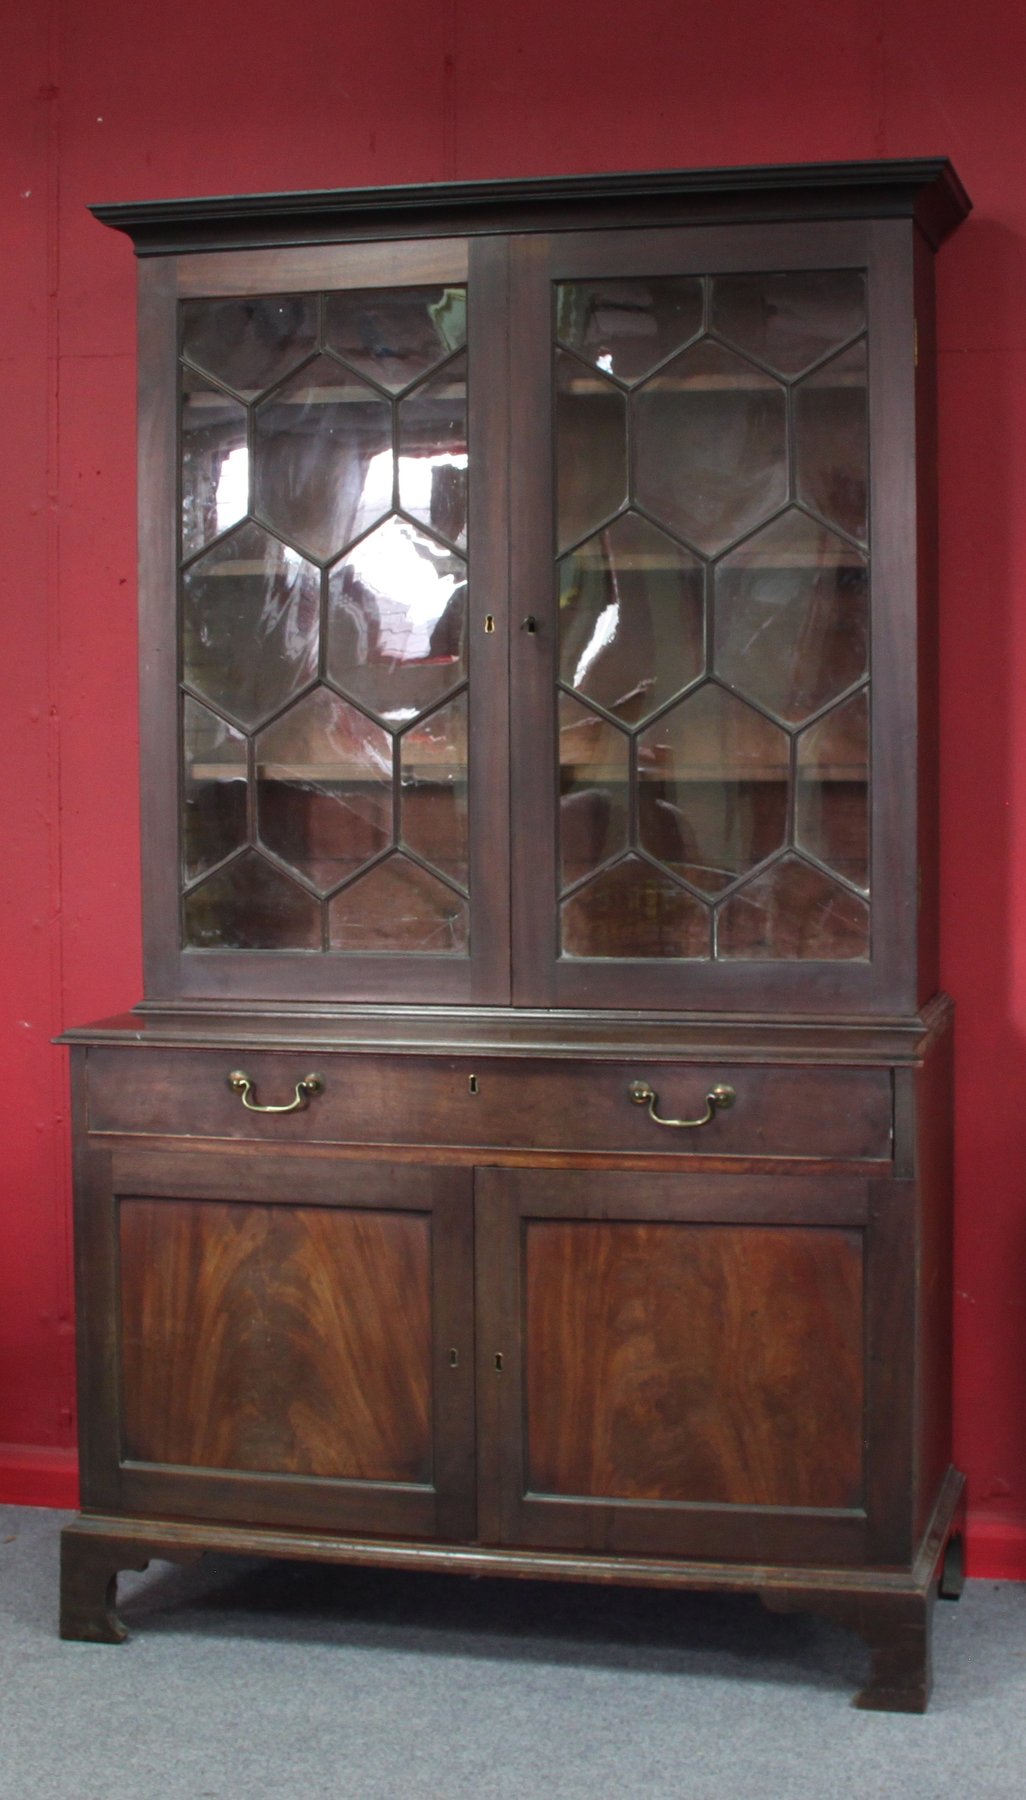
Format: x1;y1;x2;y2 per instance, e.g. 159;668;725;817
60;160;970;1711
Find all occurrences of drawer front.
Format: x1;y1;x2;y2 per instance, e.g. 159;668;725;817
85;1046;893;1161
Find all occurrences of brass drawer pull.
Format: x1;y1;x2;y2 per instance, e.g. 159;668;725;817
227;1070;323;1114
628;1079;736;1129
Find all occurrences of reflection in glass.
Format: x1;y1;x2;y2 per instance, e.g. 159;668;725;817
400;693;469;889
181;522;320;729
398;352;468;548
558;694;628;889
633;342;787;553
181;295;319;397
256;686;393;892
329;854;468;952
254;354;391;560
795;340;869;542
717;855;869;959
796;689;869;891
559;513;704;726
327;517;466;726
181;369;248;557
711;271;866;376
324;286;467;393
561;856;710;958
182;696;248;881
556;277;703;383
638;684;789;895
714;510;868;725
183;849;321;949
555;350;627;551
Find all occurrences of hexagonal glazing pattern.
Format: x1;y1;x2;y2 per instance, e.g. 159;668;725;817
329;854;468;952
714;510;867;725
555;350;627;552
324;285;466;394
181;696;247;882
183;848;321;950
796;688;869;892
716;854;869;960
637;683;789;894
795;340;868;542
181;295;319;398
558;693;629;889
633;341;787;554
555;276;703;384
561;855;710;959
558;513;704;726
327;516;467;728
710;271;865;377
181;521;320;729
256;685;393;893
254;354;392;561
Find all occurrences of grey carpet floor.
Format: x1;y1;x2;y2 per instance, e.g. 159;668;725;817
2;1506;1024;1799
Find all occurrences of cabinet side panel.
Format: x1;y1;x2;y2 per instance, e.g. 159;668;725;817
914;1021;956;1539
914;230;941;1005
119;1198;433;1482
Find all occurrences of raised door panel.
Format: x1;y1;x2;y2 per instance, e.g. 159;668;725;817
476;1167;910;1566
81;1146;476;1538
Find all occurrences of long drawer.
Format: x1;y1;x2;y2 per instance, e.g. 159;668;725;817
84;1045;893;1161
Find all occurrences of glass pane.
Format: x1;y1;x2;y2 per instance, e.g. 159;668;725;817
181;522;320;729
324;286;466;393
256;686;393;892
555;350;627;552
558;694;628;889
561;856;710;958
633;342;787;554
638;684;789;895
181;369;248;558
712;271;866;377
181;295;318;398
329;855;468;952
556;277;703;383
714;510;868;725
253;354;391;561
717;855;869;959
182;697;248;881
795;340;869;542
400;693;469;888
327;517;466;726
558;512;704;726
398;352;468;548
183;849;321;949
796;689;869;891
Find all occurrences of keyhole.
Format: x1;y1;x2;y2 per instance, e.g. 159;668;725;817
522;615;538;633
449;1348;460;1368
494;1352;504;1372
468;1074;479;1095
484;614;495;634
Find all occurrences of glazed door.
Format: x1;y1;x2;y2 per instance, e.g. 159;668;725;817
475;1168;913;1567
80;1145;476;1538
509;219;918;1014
141;235;511;1004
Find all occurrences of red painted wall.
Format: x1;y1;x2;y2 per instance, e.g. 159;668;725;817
4;0;1026;1573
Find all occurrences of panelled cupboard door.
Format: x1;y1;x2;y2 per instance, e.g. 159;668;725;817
140;236;511;1005
82;1147;476;1538
509;221;918;1015
474;1169;914;1567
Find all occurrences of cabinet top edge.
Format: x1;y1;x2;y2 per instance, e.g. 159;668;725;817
58;993;953;1064
89;158;971;257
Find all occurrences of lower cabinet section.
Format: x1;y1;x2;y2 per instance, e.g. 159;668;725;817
63;1035;961;1712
